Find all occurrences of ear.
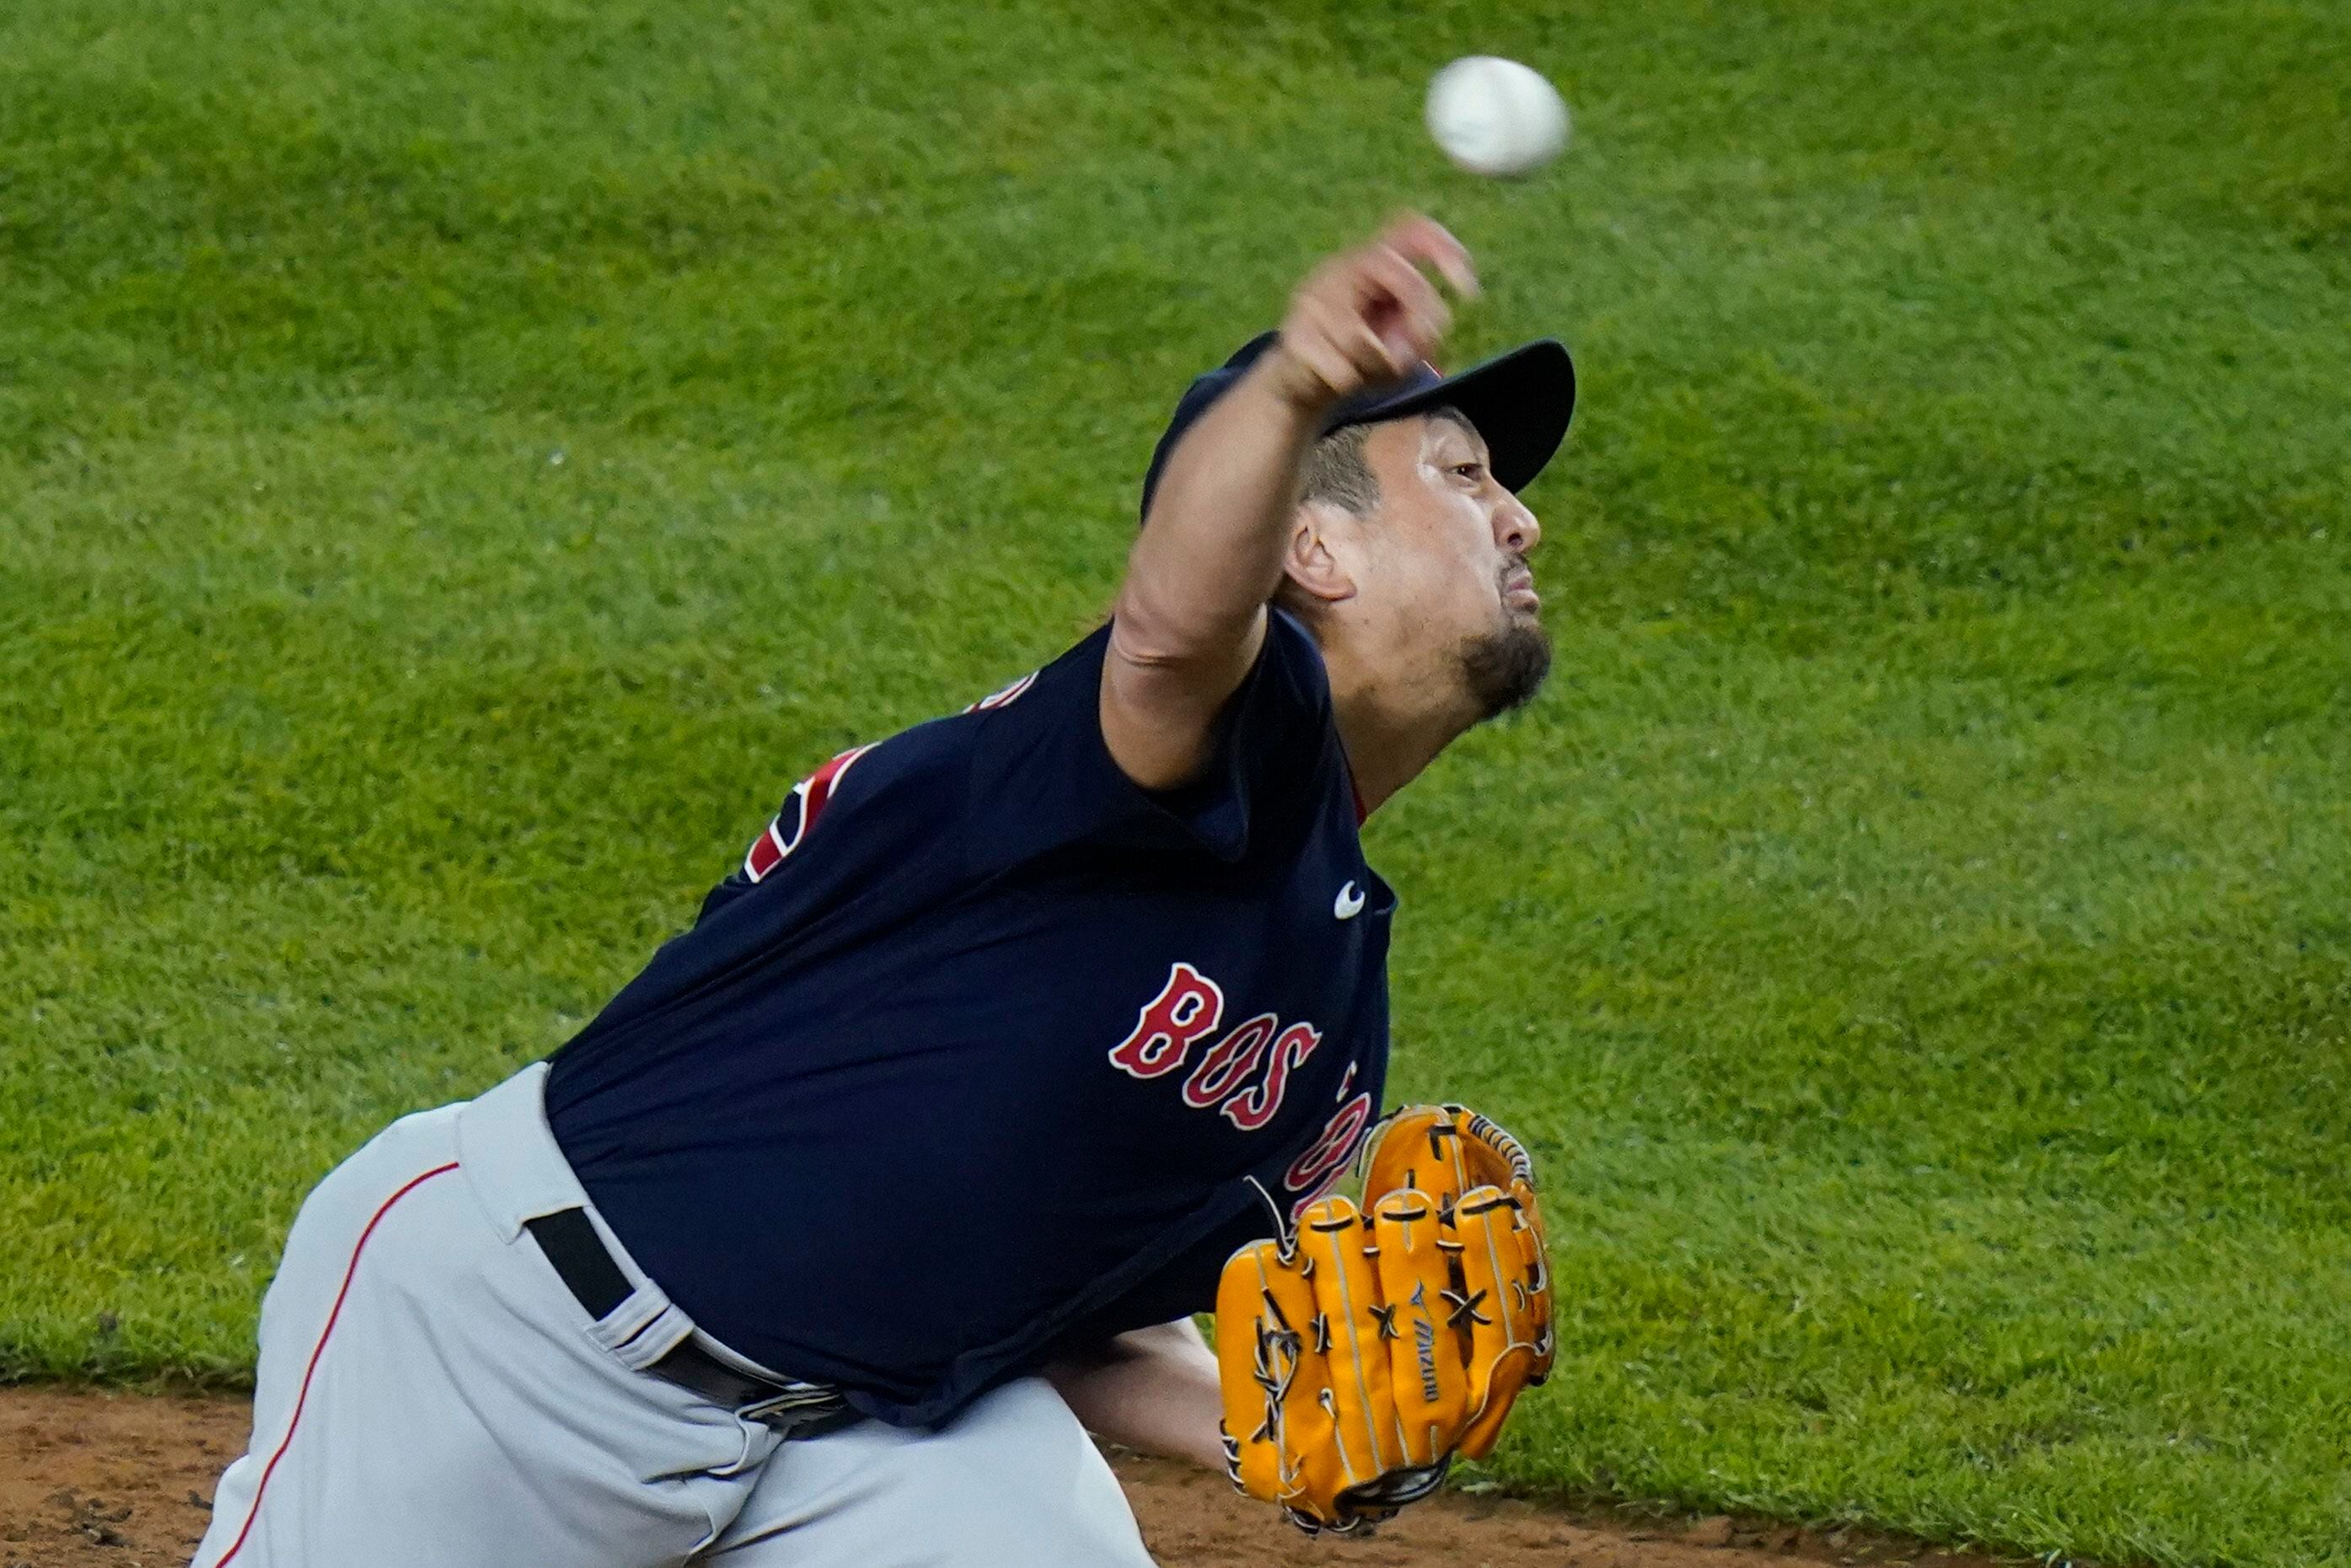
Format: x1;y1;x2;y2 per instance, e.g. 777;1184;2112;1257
1282;502;1359;606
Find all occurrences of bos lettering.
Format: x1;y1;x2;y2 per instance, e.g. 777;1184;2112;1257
1221;1023;1321;1131
1107;963;1224;1079
1108;962;1326;1134
1284;1089;1371;1218
1181;1013;1276;1109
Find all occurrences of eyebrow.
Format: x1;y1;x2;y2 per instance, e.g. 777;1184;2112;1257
1425;408;1489;455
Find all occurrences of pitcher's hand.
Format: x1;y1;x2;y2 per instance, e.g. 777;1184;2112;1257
1259;213;1480;414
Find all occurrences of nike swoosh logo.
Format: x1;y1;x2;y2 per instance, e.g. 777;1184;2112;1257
1334;881;1366;920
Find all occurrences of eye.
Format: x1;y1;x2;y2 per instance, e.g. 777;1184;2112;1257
1451;462;1485;484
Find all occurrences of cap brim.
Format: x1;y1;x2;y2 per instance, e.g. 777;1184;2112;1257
1328;338;1576;493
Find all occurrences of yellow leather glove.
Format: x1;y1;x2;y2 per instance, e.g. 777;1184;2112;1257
1215;1105;1554;1534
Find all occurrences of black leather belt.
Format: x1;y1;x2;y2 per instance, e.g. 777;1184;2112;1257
526;1208;858;1439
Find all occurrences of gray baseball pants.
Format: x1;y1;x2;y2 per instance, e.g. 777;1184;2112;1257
188;1063;1158;1567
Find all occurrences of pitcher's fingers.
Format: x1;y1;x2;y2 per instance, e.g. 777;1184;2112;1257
1280;295;1385;400
1358;244;1453;367
1358;239;1452;326
1307;290;1408;384
1377;212;1480;298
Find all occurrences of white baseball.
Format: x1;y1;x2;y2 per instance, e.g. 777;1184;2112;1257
1425;56;1570;178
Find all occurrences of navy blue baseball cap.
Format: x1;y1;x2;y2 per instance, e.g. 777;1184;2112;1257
1139;330;1575;522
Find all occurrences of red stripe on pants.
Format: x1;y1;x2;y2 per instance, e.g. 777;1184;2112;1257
214;1160;462;1565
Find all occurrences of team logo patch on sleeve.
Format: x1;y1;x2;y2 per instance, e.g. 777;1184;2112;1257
963;671;1037;713
743;742;878;883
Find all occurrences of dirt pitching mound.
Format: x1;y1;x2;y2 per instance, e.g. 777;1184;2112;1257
0;1387;2001;1567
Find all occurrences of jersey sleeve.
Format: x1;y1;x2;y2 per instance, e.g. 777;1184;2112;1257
964;609;1338;871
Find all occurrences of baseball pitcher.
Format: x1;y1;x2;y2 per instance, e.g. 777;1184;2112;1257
191;212;1574;1566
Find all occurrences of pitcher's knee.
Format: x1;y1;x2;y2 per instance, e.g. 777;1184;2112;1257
889;1380;1153;1565
709;1378;1155;1566
950;1496;1155;1567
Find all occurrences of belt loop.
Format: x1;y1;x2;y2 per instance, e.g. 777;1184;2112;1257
454;1063;585;1242
524;1211;630;1318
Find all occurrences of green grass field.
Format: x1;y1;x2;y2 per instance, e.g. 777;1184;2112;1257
4;0;2348;1561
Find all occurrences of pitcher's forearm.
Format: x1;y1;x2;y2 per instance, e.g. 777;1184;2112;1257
1114;366;1325;670
1095;216;1477;792
1044;1318;1226;1471
1113;212;1474;668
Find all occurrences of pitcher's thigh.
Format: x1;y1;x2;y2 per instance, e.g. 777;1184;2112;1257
700;1377;1157;1568
192;1113;758;1568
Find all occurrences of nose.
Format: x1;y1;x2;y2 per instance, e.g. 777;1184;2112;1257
1495;492;1540;556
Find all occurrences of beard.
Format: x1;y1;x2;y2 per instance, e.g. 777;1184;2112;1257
1457;615;1552;721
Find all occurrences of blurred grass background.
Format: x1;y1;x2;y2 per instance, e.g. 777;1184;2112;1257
3;0;2348;1561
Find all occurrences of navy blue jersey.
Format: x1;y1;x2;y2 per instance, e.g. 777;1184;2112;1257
543;611;1393;1427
